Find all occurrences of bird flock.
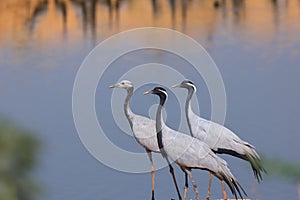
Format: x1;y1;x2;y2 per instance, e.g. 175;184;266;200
109;80;265;200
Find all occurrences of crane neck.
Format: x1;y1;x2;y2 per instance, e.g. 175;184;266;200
185;87;195;137
124;87;134;128
156;93;167;158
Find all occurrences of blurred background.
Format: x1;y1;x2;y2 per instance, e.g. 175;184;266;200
0;0;300;199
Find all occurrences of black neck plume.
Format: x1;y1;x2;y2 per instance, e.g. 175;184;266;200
156;92;167;157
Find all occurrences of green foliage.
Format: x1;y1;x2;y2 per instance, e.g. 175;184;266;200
262;157;300;182
0;120;41;200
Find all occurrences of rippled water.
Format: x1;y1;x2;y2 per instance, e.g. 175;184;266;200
0;0;300;199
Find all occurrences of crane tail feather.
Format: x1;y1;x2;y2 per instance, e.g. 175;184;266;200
215;147;266;182
246;152;266;182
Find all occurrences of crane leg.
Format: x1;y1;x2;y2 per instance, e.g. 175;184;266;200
184;169;199;200
206;172;212;200
222;180;228;200
183;170;188;200
168;164;182;200
146;150;155;200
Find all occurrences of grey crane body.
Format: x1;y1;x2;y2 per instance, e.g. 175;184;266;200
145;87;246;200
130;115;160;153
162;124;236;179
188;108;257;160
174;80;264;181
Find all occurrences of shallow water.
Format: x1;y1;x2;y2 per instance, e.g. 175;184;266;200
0;0;300;199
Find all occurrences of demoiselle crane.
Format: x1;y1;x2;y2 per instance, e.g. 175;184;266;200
144;86;246;200
172;80;265;199
109;80;182;200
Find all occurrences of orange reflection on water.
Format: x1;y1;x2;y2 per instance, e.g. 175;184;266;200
0;0;299;48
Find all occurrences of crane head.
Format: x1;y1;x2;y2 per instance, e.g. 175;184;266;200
143;87;168;98
172;80;196;91
108;80;133;89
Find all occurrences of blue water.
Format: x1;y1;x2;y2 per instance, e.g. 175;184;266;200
0;0;299;199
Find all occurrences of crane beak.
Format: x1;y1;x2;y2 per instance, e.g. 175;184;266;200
143;90;152;95
108;84;116;88
171;83;181;88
